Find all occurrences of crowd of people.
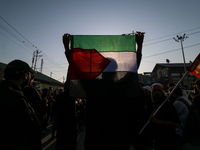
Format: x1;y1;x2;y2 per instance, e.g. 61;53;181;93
0;59;85;150
1;31;200;150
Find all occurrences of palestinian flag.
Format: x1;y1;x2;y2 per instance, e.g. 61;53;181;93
67;35;140;98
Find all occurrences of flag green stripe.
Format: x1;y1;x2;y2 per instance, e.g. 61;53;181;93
71;35;136;52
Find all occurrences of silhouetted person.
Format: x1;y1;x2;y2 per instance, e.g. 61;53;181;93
41;88;49;132
22;70;46;125
55;81;77;150
63;32;144;150
149;83;181;150
0;60;41;150
193;79;200;104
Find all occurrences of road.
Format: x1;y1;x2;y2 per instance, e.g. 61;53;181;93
41;123;136;150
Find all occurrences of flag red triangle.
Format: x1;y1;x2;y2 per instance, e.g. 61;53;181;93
67;48;111;80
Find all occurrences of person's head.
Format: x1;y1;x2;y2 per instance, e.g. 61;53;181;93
138;82;144;90
58;89;63;94
168;86;183;103
49;87;53;93
64;80;70;91
194;79;200;92
42;88;49;96
4;60;32;89
151;83;166;103
142;86;151;96
168;82;175;88
189;82;195;90
53;89;58;95
30;69;35;85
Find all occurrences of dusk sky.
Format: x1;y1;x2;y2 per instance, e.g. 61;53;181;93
0;0;200;82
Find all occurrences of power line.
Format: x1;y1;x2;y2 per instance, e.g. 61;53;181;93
0;16;67;73
0;23;35;51
143;30;200;46
41;52;67;72
145;26;200;42
143;42;200;58
44;62;68;66
0;23;25;44
143;38;172;46
0;16;35;47
187;30;200;36
0;31;33;53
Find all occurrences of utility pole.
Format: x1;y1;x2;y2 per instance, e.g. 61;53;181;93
31;51;35;68
40;59;43;73
50;72;52;78
33;50;43;71
173;33;189;89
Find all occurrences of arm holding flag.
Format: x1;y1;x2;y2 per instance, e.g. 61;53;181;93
63;32;145;66
149;114;180;128
136;32;144;69
63;33;70;62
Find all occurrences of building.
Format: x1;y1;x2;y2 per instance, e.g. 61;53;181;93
138;72;156;86
151;63;197;89
0;62;63;90
138;62;198;89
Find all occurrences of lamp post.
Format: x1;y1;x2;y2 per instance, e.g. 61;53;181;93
173;34;189;89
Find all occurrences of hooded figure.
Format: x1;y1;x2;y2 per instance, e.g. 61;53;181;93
149;83;181;150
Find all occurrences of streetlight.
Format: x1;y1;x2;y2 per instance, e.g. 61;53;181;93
173;33;189;89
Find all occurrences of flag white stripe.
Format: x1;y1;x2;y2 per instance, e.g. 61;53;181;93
100;52;137;72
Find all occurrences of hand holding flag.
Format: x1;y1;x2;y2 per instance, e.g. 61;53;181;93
136;31;145;53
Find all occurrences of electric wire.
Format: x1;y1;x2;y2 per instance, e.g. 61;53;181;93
145;26;200;42
143;42;200;58
0;23;35;51
1;16;200;76
0;31;33;53
144;30;200;46
0;16;35;47
0;17;67;74
41;52;67;72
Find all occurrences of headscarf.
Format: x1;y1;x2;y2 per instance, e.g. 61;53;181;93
142;86;151;92
151;83;167;103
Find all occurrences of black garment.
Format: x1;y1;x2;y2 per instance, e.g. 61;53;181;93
83;53;142;150
127;96;149;150
188;91;199;101
132;93;154;150
55;91;77;150
23;84;46;122
152;101;181;150
41;95;49;130
0;80;41;150
194;93;200;104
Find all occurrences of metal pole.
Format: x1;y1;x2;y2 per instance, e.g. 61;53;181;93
31;51;35;69
173;34;189;89
34;50;38;71
180;40;187;73
139;71;189;135
180;40;190;89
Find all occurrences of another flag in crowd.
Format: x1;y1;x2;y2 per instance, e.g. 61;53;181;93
189;53;200;79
